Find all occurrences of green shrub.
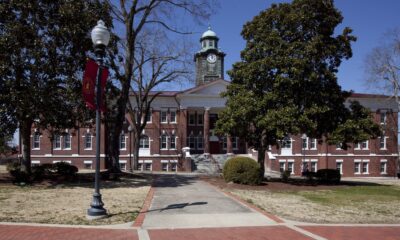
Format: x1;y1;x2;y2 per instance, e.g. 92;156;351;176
7;162;31;183
316;169;341;184
223;157;262;185
53;162;78;176
281;170;291;182
303;171;316;182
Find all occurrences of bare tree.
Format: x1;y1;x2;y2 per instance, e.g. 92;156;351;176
365;28;400;111
105;0;216;172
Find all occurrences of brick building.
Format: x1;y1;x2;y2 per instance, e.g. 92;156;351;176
23;27;399;177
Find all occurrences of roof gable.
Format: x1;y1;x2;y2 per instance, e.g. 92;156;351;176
180;79;229;96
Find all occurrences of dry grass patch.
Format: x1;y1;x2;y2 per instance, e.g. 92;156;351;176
0;175;151;225
230;184;400;224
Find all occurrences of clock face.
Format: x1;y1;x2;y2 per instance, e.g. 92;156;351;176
207;54;217;63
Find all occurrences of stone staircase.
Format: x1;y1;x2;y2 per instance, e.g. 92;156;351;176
192;154;232;175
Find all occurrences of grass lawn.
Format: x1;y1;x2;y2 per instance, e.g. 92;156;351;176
230;184;400;224
0;171;151;225
200;175;400;224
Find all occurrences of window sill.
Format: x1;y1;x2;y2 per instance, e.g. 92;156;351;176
120;148;127;151
53;148;61;150
32;148;40;150
354;172;361;175
362;172;369;175
63;148;72;150
380;148;387;150
84;148;93;150
160;122;168;124
381;172;387;175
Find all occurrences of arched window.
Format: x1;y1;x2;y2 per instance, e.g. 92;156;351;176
140;135;149;149
120;134;126;150
282;136;292;149
33;132;40;149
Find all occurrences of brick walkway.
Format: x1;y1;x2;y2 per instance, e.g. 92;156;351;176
0;225;138;240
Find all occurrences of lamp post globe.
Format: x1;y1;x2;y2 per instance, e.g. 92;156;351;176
91;20;110;47
87;19;109;220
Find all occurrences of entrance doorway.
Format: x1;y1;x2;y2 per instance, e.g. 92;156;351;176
210;141;220;154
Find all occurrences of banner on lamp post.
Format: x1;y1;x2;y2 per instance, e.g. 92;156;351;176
82;58;108;112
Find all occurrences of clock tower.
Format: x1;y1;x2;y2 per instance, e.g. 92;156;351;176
194;26;226;86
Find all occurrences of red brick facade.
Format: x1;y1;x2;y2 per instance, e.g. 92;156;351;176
265;108;398;177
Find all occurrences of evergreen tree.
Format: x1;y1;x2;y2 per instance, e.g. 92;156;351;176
0;0;112;174
216;0;380;175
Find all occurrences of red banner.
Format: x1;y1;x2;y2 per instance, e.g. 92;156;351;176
82;59;108;112
82;59;97;110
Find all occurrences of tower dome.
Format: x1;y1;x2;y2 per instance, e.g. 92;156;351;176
201;26;217;38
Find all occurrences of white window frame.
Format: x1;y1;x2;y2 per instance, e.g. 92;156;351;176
336;143;343;150
361;140;369;150
63;134;71;150
161;160;169;172
310;160;318;172
170;109;177;123
139;135;150;149
302;137;309;150
336;160;343;175
354;159;361;174
310;138;317;150
143;160;152;171
287;160;294;174
84;133;92;150
282;137;292;149
31;160;40;167
119;160;127;171
188;113;196;126
170;135;176;150
362;160;369;174
32;133;41;150
170;160;178;172
84;160;93;169
380;159;387;174
160;134;168;150
53;135;62;150
120;134;127;150
279;160;286;172
197;113;204;126
146;110;152;123
379;136;388;150
380;112;387;125
53;160;72;164
160;109;168;123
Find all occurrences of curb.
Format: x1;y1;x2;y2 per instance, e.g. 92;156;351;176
133;177;157;227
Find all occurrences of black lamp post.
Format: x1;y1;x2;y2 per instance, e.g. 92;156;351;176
87;20;110;220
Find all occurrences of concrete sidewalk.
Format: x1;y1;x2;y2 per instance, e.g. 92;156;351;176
141;174;275;229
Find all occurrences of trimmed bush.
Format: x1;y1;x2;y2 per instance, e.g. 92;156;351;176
223;157;262;185
316;169;341;184
6;162;30;183
53;162;78;176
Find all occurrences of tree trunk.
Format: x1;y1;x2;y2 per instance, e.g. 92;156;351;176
257;147;266;178
132;130;140;171
107;118;122;173
19;120;32;174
